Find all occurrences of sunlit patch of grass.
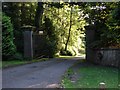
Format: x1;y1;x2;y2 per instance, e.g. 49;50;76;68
58;55;85;59
2;58;48;68
58;56;75;59
62;63;119;88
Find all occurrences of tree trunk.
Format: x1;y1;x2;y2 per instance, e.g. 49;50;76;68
34;2;44;32
21;3;26;26
65;6;72;51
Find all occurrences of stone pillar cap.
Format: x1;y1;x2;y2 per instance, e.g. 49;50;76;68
21;25;36;31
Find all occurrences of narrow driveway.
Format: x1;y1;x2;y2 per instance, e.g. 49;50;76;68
2;57;84;88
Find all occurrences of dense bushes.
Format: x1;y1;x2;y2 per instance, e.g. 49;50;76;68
101;4;120;48
2;13;16;60
43;17;59;58
89;3;120;49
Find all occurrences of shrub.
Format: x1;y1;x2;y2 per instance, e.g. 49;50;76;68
43;17;59;58
45;40;58;58
60;47;73;56
12;52;23;60
2;13;16;60
60;50;72;56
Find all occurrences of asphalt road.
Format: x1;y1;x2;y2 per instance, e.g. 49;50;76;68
2;57;84;88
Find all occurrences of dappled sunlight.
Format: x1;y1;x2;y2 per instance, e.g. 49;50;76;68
2;2;119;89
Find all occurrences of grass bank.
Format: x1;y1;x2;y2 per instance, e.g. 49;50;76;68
2;58;48;69
61;61;119;89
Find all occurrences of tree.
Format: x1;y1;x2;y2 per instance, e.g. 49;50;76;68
43;3;86;56
65;6;72;51
34;2;44;31
79;2;120;48
2;2;37;53
2;13;16;60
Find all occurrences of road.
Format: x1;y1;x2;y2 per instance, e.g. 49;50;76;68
2;57;84;88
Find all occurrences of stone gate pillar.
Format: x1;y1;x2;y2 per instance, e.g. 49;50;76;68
22;26;34;60
85;25;95;62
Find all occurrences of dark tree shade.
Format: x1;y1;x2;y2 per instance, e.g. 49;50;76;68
34;2;44;31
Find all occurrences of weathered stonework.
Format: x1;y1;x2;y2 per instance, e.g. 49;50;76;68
85;25;119;67
22;26;35;60
94;48;119;67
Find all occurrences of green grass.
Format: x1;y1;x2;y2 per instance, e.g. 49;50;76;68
57;55;85;59
58;56;76;58
62;63;119;89
2;58;48;68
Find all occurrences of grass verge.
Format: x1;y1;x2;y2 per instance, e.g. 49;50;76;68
61;62;119;89
2;58;48;69
57;55;85;59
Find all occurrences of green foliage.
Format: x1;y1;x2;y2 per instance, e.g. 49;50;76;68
13;53;23;60
45;40;58;58
44;4;86;56
2;2;37;53
62;63;118;88
84;2;120;48
43;17;59;58
112;2;120;23
100;2;120;48
3;2;120;58
2;2;86;58
49;2;64;8
100;29;120;47
2;13;16;60
60;50;72;56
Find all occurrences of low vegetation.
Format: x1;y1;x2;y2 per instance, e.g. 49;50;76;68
2;58;48;68
61;62;119;88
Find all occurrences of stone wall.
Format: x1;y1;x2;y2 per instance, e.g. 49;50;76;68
94;48;119;67
85;25;119;67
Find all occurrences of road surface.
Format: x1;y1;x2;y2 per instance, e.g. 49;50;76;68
2;57;84;88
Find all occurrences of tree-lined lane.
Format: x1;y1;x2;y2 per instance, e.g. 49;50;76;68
2;57;83;88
